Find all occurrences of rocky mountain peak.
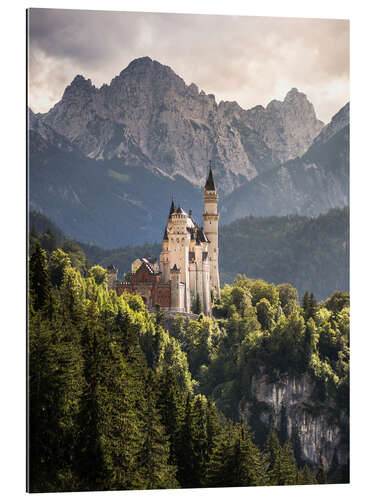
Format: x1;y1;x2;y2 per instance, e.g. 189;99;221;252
39;57;327;194
312;102;349;148
243;88;324;163
284;87;306;102
62;74;95;101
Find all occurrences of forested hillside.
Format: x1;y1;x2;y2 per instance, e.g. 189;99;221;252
220;207;349;300
28;237;349;491
30;207;349;301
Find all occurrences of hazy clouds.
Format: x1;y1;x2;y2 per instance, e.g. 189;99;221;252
28;8;349;122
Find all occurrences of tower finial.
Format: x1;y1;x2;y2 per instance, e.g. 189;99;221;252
169;196;175;218
204;161;216;191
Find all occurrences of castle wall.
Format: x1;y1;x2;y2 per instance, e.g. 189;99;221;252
115;266;171;308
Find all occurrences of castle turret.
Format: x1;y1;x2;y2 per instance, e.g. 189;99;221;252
203;164;220;297
106;265;118;291
170;264;183;312
168;205;191;312
160;226;170;282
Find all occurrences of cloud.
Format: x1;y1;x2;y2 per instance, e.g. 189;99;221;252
28;8;349;122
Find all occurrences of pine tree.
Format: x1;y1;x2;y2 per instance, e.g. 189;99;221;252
49;248;71;287
278;441;298;485
154;303;166;325
309;292;317;320
297;464;317;485
316;466;327;484
29;304;85;492
264;428;282;485
192;293;203;314
75;300;107;491
97;337;145;490
303;317;318;369
137;371;179;489
205;398;222;455
29;243;51;312
302;291;310;317
156;367;186;467
189;395;209;486
205;423;235;488
174;394;195;487
230;422;268;487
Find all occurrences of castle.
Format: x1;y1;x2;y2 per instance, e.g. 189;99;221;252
107;165;220;316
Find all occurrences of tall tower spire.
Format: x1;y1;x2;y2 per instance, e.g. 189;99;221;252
205;161;216;191
203;162;220;298
168;196;175;218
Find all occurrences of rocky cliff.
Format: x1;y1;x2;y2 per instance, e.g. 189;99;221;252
241;372;349;472
37;57;323;195
221;102;349;223
28;57;350;248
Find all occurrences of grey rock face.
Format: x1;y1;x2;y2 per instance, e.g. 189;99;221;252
221;102;349;222
312;102;349;148
39;57;324;195
241;372;348;471
242;88;323;164
28;107;77;153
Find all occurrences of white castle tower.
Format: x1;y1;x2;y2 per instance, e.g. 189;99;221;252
166;203;191;313
203;164;221;298
108;165;220;315
157;165;220;314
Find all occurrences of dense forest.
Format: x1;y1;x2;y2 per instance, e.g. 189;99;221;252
28;230;349;491
220;207;349;300
30;207;349;301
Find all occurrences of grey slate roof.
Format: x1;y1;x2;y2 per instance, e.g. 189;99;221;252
205;165;216;191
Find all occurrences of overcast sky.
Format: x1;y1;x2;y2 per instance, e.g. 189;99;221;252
28;8;349;122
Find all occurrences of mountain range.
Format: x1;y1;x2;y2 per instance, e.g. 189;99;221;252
28;56;349;247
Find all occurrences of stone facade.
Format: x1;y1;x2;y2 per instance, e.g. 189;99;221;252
107;166;220;315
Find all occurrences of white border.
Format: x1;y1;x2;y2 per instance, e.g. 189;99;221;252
1;1;374;499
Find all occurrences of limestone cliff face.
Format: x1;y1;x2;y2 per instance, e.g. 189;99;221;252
39;57;323;195
241;372;349;471
221;103;349;222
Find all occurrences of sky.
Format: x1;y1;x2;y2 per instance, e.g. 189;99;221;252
28;8;349;123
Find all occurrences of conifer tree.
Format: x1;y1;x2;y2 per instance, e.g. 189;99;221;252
175;394;195;487
278;441;298;485
205;423;235;488
205;398;222;455
205;421;266;488
316;466;327;484
137;371;179;489
297;464;317;485
75;300;107;491
230;422;268;487
189;395;209;486
29;243;51;312
192;293;203;314
309;292;317;320
97;337;145;490
29;304;85;492
302;291;310;316
156;367;186;467
264;428;282;485
49;248;71;287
